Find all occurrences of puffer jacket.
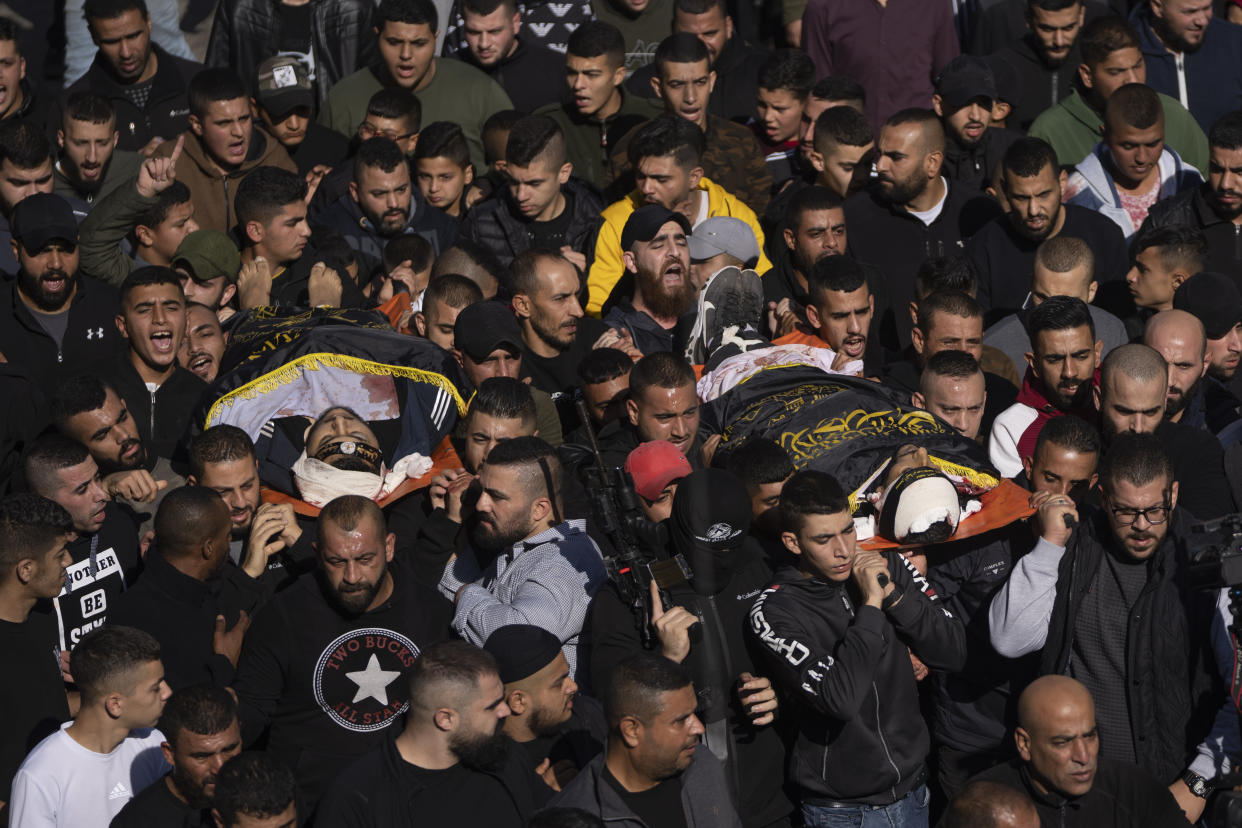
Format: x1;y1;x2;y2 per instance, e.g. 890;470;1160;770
458;177;603;269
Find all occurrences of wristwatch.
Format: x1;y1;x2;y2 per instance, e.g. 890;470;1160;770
1181;769;1213;799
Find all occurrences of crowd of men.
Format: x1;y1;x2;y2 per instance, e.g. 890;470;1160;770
3;0;1242;825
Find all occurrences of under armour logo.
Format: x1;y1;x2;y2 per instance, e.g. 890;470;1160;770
86;328;104;340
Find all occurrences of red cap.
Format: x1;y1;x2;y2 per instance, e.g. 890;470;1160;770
625;440;692;501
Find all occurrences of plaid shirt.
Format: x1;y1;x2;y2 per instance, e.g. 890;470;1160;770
439;519;606;679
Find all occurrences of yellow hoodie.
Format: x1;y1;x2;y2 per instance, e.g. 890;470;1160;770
586;176;773;317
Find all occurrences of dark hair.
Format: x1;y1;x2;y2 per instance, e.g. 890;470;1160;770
512;248;574;298
72;625;162;704
1098;431;1173;491
779;469;848;533
1079;15;1140;68
0;20;20;50
758;48;815;99
431;241;509;297
1002;136;1058;181
83;0;149;22
469;376;537;425
1035;412;1101;457
884;107;945;155
50;374;115;429
654;32;710;77
376;0;438;30
1027;294;1095;340
917;289;982;333
23;433;91;499
319;493;387;535
629;352;695;401
606;652;693;727
407;640;499;712
154;486;230;557
482;435;562;502
673;0;727;16
1209;110;1242;152
725;438;793;489
160;684;238;749
577;347;633;385
0;493;73;573
483;109;523;166
627;114;705;170
383;233;434;273
367;88;422;133
942;780;1039;828
63;91;115;127
811;75;866;104
527;809;606;828
355;136;409;181
0;120;51;170
785;185;844;234
506;114;567;169
1027;0;1081;11
915;254;976;299
119;265;184;307
808;255;867;299
567;21;625;66
462;0;516;17
923;349;983;382
134;181;191;231
1128;223;1207;276
424;272;484;309
188;68;248;120
813;105;873;153
1036;236;1093;276
213;753;297;827
188;425;255;479
414;121;471;169
235;166;307;231
1105;82;1161;131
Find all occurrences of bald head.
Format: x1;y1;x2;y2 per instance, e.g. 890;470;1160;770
1016;675;1098;798
1018;675;1094;732
1145;309;1207;359
942;780;1040;828
1145;310;1208;421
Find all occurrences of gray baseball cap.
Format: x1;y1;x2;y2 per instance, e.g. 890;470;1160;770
687;217;760;267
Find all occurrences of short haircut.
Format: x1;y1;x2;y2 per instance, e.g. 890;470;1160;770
627;114;705;170
923;349;983;387
1002;136;1058;180
779;469;849;532
24;433;91;498
376;0;438;30
430;241;508;297
134;181;191;231
367;87;422;133
1106;82;1162;131
1128;223;1207;275
318;494;387;536
407;640;499;713
512;248;574;298
506;114;567;169
483;109;523;166
1100;342;1167;388
188;425;256;480
758;48;815;99
808;255;867;302
1209;110;1242;152
811;75;866;105
154;486;230;558
462;0;516;17
917;289;982;333
469;376;537;425
160;684;238;749
1034;410;1101;457
188;68;248;120
577;347;633;385
1036;235;1094;276
0;19;20;50
1079;15;1140;68
1098;431;1173;491
383;233;434;273
50;373;115;430
1027;295;1095;341
915;255;976;299
725;438;793;489
567;21;625;67
941;780;1039;828
606;652;693;727
83;0;148;22
0;120;51;169
72;625;162;705
629;352;695;401
63;91;115;128
0;493;73;573
119;265;183;307
674;0;727;17
481;435;562;503
213;753;297;827
414;121;471;169
813;105;873;155
527;809;607;828
355;136;409;181
884;108;945;156
234;165;306;230
654;33;709;77
424;272;484;309
785;185;844;234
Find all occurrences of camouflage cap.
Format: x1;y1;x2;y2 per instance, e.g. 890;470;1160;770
255;55;313;119
172;230;241;284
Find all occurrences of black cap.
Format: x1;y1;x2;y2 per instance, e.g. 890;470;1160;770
936;55;997;110
11;193;78;252
484;625;563;683
1174;272;1242;339
453;301;524;362
983;53;1023;106
620;205;693;252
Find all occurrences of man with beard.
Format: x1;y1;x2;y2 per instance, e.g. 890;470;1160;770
1169;275;1242;432
1144;309;1211;427
1095;342;1234;519
933;56;1021;196
601;205;696;356
1132;0;1242;134
111;684;241;827
440;437;605;681
53;92;140;209
844;108;1001;349
232;495;451;808
316;640;548;826
989;296;1102;478
23;434;142;652
552;653;742;827
988;0;1092;133
968;137;1129;321
765;186;846;335
0;193;121;396
321;137;457;274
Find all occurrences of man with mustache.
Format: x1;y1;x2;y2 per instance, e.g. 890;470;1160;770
317;640;548;826
989;433;1228;822
181;303;226;383
53;92;140;209
989;296;1102;478
774;255;880;376
968;137;1129;322
1169;274;1242;432
1144;309;1213;428
232;495;451;810
933;56;1020;196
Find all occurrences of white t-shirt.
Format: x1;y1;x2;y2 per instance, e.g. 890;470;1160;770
8;723;169;827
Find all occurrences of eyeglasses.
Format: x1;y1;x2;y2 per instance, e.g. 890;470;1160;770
357;122;416;142
1108;503;1171;526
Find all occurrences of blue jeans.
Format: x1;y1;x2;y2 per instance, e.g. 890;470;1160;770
801;784;930;828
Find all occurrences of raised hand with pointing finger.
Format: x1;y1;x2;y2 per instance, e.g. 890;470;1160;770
649;579;700;663
136;134;184;199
